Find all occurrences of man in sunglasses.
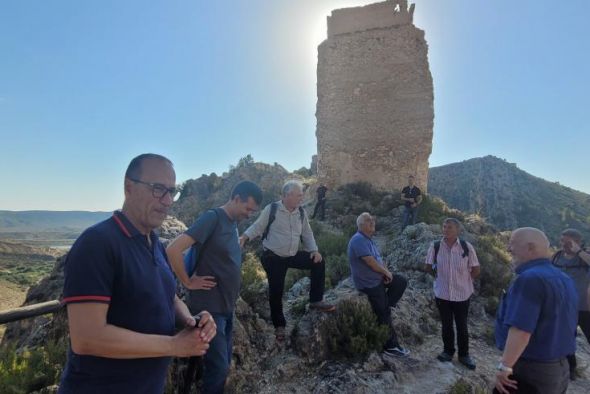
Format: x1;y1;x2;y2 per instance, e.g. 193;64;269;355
59;153;216;394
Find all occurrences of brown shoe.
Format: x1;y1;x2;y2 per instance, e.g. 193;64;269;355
309;301;335;312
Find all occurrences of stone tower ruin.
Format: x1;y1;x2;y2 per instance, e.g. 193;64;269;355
315;0;433;192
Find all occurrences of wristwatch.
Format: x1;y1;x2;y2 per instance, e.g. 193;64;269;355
496;362;513;374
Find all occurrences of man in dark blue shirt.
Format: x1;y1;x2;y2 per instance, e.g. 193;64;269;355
59;154;216;394
494;227;578;394
348;212;409;357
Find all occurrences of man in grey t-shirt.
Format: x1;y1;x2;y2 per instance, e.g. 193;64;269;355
552;228;590;380
167;181;262;394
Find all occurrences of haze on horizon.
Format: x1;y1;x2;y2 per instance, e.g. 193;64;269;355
1;0;588;211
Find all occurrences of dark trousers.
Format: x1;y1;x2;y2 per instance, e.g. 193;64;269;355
202;313;233;394
566;310;590;373
436;297;470;357
402;205;418;229
261;250;326;328
312;199;326;220
360;275;408;349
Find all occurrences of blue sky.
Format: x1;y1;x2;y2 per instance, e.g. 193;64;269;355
1;0;588;211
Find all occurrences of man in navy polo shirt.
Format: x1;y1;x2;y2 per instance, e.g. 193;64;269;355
494;227;578;394
348;212;410;357
59;154;216;394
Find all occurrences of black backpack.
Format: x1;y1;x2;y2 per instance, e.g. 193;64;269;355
551;249;589;270
433;239;469;263
262;201;305;240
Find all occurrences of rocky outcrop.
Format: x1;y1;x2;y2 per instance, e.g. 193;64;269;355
428;155;590;242
316;0;433;193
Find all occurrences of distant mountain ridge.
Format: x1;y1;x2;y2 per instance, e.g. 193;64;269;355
428;156;590;242
0;210;111;233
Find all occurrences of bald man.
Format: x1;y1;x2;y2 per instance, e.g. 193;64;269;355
494;227;578;394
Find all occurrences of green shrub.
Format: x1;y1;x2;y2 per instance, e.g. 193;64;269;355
448;378;488;394
325;253;350;288
290;297;308;319
339;182;375;201
0;340;67;393
419;195;464;225
316;232;349;258
321;299;389;360
476;235;513;299
240;253;267;305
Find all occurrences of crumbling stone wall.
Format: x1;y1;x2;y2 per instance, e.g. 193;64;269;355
316;0;433;192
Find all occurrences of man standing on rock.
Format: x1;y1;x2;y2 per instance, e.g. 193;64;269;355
240;180;335;341
59;154;216;394
311;183;328;221
425;218;480;370
401;175;422;230
348;212;410;357
167;180;262;394
494;227;577;393
551;228;590;380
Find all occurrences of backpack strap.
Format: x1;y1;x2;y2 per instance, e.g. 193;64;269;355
298;206;305;224
433;241;441;263
262;202;279;240
434;239;469;262
459;240;469;258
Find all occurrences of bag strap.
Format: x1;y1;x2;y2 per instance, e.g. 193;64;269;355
262;202;279;240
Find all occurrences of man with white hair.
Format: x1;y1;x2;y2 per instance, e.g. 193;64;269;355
240;180;335;341
348;212;410;357
494;227;578;394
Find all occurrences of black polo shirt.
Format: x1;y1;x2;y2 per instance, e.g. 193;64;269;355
60;211;176;394
402;186;421;207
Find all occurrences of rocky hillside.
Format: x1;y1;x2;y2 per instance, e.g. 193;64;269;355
3;162;590;393
428;156;590;243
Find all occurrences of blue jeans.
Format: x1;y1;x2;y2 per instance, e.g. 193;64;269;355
202;313;233;394
402;206;418;229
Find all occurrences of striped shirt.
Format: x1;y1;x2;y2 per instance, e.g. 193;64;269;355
425;238;479;302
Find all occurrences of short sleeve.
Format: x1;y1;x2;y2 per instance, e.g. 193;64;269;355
504;275;543;333
350;236;372;259
467;242;480;267
416;187;422;196
62;228;115;304
185;210;218;245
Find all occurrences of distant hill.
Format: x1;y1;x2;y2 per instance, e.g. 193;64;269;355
428;156;590;242
0;210;111;233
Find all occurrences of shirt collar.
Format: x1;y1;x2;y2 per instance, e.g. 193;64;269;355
515;258;550;274
112;210;155;240
441;237;461;247
358;231;373;241
278;200;299;214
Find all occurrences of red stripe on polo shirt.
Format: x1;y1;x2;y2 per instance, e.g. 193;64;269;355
62;295;111;303
112;214;132;238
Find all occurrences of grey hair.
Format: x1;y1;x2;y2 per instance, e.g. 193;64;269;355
443;217;462;231
356;212;373;229
282;180;303;196
561;228;583;242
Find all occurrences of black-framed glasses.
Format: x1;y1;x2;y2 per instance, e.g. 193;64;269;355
129;178;179;200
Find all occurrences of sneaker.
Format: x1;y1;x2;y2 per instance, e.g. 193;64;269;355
384;346;410;358
458;355;476;370
437;352;453;362
309;301;336;312
275;326;286;342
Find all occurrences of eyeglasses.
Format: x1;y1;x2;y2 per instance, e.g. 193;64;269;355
129;178;179;200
